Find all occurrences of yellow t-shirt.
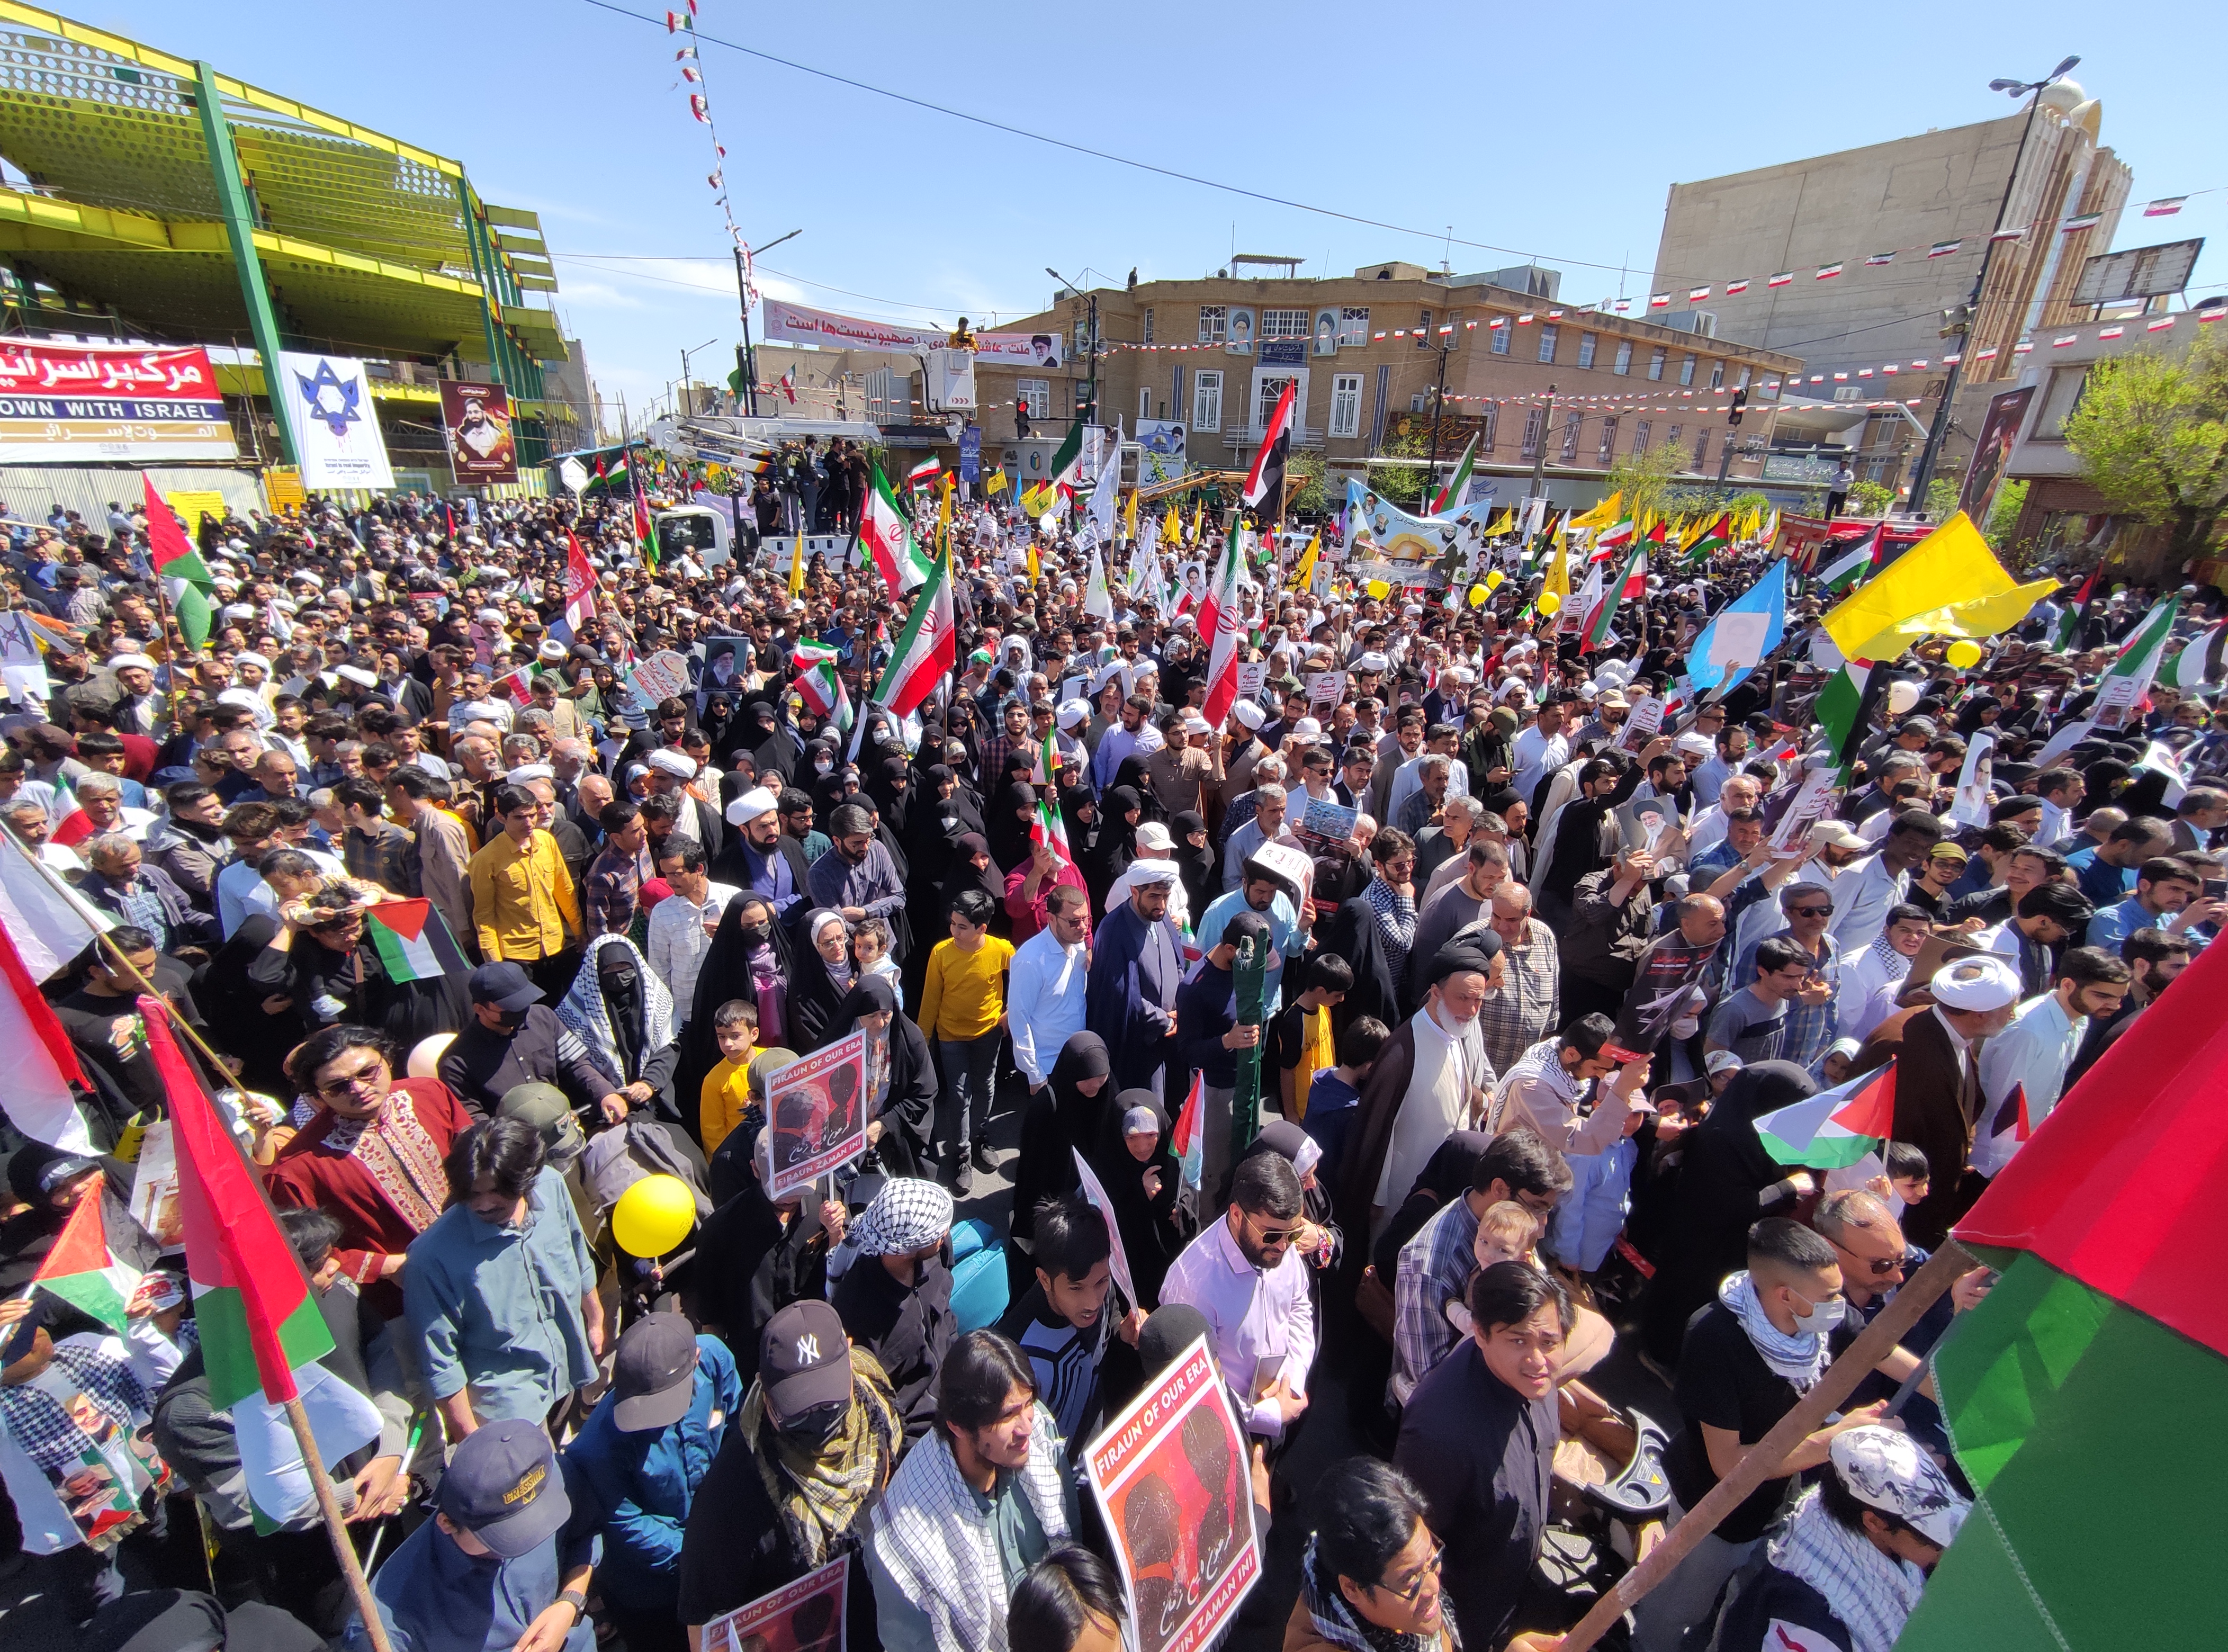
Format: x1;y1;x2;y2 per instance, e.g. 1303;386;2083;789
700;1055;757;1155
919;935;1016;1043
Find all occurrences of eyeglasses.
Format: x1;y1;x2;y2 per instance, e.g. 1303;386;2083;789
316;1062;384;1097
1245;1213;1303;1245
1376;1539;1445;1604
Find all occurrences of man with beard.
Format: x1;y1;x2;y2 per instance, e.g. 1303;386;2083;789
806;802;905;937
1341;944;1502;1244
1084;860;1185;1100
722;785;810;922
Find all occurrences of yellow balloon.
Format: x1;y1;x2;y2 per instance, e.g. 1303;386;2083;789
1365;579;1391;600
1468;583;1489;608
612;1173;698;1258
1945;640;1983;669
1538;591;1562;616
1485;571;1505;591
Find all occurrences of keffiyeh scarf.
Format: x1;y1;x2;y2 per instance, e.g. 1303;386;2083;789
555;935;675;1080
1769;1485;1927;1652
1298;1536;1458;1652
739;1349;901;1567
1720;1270;1831;1391
870;1404;1075;1652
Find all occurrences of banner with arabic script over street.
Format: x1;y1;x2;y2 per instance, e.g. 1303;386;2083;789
0;342;236;464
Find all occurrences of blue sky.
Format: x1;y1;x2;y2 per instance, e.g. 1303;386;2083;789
85;2;2225;420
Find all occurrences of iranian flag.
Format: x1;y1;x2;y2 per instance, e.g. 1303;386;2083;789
142;475;213;650
551;531;598;642
1429;433;1479;514
1029;729;1074;864
48;769;94;849
1753;1061;1898;1168
1582;546;1644;651
364;899;470;983
1196;528;1247;727
140;1001;382;1529
794;657;853;732
0;919;92;1150
1895;932;2228;1651
30;1192;140;1332
859;461;931;593
905;457;941;490
870;542;954;717
1589;519;1634;561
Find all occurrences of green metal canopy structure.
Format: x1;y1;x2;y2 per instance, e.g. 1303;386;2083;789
0;3;569;465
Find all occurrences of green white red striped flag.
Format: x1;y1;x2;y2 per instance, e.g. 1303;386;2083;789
1582;546;1644;651
793;657;852;732
859;460;931;592
364;899;469;984
29;1189;139;1332
1753;1060;1898;1169
1429;432;1479;514
870;541;954;717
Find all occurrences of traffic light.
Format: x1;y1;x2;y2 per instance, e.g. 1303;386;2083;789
1014;403;1031;438
1074;380;1092;418
1727;387;1748;427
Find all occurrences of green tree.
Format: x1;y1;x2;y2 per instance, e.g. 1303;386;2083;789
1286;451;1326;518
1847;479;1895;517
2063;330;2228;566
1984;479;2029;554
1605;439;1683;525
1368;424;1431;509
1925;477;1961;521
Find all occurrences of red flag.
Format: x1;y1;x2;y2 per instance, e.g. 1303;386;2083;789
1241;381;1296;518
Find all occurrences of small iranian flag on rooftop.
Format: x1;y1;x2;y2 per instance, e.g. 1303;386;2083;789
1754;1060;1898;1168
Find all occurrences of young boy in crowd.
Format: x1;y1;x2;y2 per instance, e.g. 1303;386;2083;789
994;1195;1138;1454
1271;954;1352;1123
852;917;902;995
1300;1015;1389;1195
699;999;760;1154
1443;1200;1546;1338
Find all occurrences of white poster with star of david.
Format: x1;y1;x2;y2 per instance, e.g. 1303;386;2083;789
277;352;395;489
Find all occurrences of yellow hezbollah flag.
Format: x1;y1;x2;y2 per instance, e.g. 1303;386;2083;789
1287;535;1319;589
788;528;806;598
1162;504;1181;544
1568;491;1621;531
1124;488;1139;541
1027;542;1041;582
1485;507;1514;537
1543;535;1570;610
1189;502;1204;544
1823;512;2057;662
986;466;1009;496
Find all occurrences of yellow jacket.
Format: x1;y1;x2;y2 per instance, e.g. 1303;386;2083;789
469;828;579;962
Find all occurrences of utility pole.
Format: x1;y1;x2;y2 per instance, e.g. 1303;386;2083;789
1907;57;2079;515
1528;383;1558;501
1046;266;1099;433
1425;329;1451;506
732;228;802;419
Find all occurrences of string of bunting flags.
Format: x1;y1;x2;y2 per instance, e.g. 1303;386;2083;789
663;2;762;316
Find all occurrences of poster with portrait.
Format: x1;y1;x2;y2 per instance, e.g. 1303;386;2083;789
1614;694;1666;755
439;380;519;483
1313;310;1339;356
1234;661;1269;701
1956;386;2034;526
1610;932;1720;1062
1225;307;1254;355
625;650;693;709
1085;1334;1260;1652
1947;730;1998;827
1304;670;1346;720
1766;767;1842;857
764;1032;869;1201
699;1554;848;1652
695;636;750;714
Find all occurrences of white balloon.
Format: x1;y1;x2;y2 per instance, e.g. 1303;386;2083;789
407;1032;455;1079
1886;680;1921;715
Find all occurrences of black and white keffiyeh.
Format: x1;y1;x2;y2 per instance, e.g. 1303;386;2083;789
852;1175;954;1256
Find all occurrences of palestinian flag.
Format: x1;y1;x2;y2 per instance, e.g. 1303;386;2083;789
1429;433;1479;514
859;461;931;593
2098;596;2180;703
634;492;659;571
1897;930;2228;1651
2051;564;2099;651
1753;1061;1897;1168
794;656;852;732
1815;524;1883;596
589;452;632;492
871;541;954;716
364;899;470;983
1021;421;1085;519
30;1191;140;1332
1981;1081;2032;1170
2164;618;2227;689
1681;513;1731;561
1170;1071;1206;1191
139;1002;381;1530
1812;659;1881;774
1242;381;1296;523
1582;546;1643;651
142;476;213;650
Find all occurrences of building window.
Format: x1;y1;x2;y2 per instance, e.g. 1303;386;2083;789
1736;365;1753;391
1410;392;1430;413
1521;405;1546;459
2036;365;2091;439
1693;427;1711;469
1538;324;1559;364
1613;339;1633;375
1337;307;1370;345
1257;376;1298;428
1139;387;1153;422
1198;306;1226;344
1329;373;1363;438
1679;354;1697;387
1648;348;1667;381
1143;309;1155;345
1578;331;1598;370
1490;320;1511;356
1559;412;1583;462
1017;378;1050;420
1633;419;1652;453
1597;417;1618;463
1262;308;1310;339
1708;358;1724;390
1479;405;1498;452
1192;369;1223;431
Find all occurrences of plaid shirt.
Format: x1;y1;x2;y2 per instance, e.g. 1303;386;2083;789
0;1335;154;1478
80;865;208;951
582;841;649;940
1478;918;1560;1079
1364;875;1418;982
1778;930;1844;1071
1391;1192;1483;1403
978;731;1031;789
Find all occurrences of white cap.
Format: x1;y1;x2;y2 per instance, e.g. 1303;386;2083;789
645;749;696;778
1930;954;2022;1012
108;652;157;673
1354;651;1390;673
235;652;272;671
536;639;569;663
726;786;778;825
1233;701;1265;731
505;762;555;784
1292;716;1322;741
334;665;376;688
1056;698;1091;730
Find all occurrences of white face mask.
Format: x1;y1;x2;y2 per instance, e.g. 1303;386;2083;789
1787;1289;1844;1337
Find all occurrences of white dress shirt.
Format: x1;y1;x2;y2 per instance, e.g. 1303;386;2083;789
645;879;740;1016
1005;926;1088;1087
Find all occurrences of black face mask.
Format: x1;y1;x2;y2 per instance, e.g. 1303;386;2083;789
490;1009;526;1032
779;1401;849;1446
602;966;640;996
735;923;771;948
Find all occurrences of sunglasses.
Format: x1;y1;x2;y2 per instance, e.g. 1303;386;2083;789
1788;904;1832;918
1831;1240;1912;1276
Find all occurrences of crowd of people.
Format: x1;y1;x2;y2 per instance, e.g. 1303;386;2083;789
0;471;2215;1652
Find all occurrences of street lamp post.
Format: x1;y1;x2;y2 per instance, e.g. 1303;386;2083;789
733;227;802;419
1906;56;2079;516
1424;329;1453;507
678;336;718;417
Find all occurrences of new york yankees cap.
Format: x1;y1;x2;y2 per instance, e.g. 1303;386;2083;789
762;1299;851;1417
